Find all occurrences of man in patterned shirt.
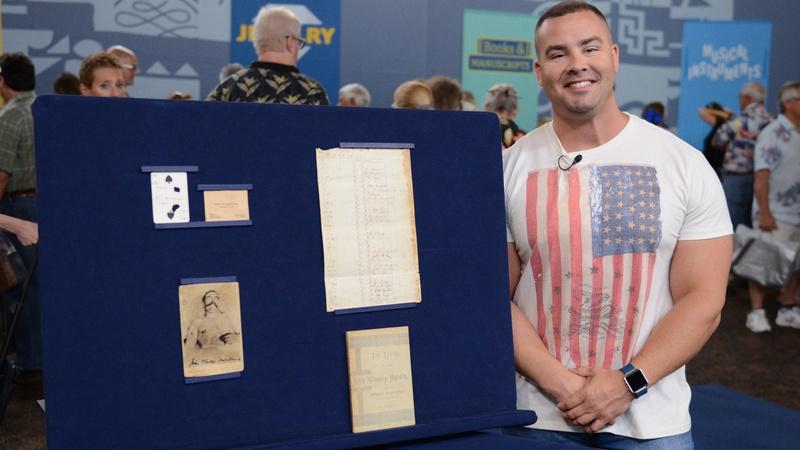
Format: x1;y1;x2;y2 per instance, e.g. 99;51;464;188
714;82;772;229
0;52;41;378
746;81;800;333
207;6;329;105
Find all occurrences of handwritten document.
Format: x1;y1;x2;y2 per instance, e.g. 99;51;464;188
316;148;421;312
346;326;415;433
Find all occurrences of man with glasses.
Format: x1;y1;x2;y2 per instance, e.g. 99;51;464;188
107;45;138;89
208;5;329;105
714;82;772;230
745;81;800;333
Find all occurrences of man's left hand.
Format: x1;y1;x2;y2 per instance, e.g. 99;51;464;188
557;367;634;432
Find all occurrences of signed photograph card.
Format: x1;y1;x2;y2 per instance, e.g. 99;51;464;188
178;281;244;378
150;172;190;224
203;190;250;222
346;326;415;433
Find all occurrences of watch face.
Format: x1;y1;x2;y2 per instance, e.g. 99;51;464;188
627;369;648;391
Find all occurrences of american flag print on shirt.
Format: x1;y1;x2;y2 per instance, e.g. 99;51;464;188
524;165;661;369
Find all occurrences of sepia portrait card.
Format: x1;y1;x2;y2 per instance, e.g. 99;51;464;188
203;190;250;222
178;281;244;378
151;172;190;224
346;326;415;433
316;148;421;312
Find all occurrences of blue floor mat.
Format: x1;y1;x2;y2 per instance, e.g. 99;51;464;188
691;384;800;449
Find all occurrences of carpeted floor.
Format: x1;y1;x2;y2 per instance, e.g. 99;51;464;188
0;278;797;449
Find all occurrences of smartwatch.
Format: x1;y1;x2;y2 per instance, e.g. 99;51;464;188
620;363;649;399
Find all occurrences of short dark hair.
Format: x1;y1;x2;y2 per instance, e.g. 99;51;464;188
427;76;462;111
53;72;81;95
536;1;608;33
0;52;36;92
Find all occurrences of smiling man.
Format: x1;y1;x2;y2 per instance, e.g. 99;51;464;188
502;2;733;448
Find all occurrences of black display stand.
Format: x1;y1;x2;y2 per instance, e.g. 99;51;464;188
33;96;548;449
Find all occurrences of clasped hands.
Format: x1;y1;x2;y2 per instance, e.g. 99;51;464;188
555;367;634;433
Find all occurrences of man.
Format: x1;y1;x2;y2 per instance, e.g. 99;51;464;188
745;81;800;333
0;52;41;380
207;6;329;105
714;82;772;229
337;83;371;107
107;45;138;88
503;2;732;447
183;290;241;350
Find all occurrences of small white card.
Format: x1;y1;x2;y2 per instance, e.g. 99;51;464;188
150;172;190;224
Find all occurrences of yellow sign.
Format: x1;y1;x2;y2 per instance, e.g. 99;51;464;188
234;24;336;45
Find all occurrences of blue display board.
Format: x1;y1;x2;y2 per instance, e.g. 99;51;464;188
231;1;340;101
677;20;772;150
33;97;536;449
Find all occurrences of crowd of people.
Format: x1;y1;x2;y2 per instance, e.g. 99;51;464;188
1;1;798;447
696;80;800;333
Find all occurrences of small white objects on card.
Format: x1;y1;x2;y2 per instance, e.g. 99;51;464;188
150;172;190;224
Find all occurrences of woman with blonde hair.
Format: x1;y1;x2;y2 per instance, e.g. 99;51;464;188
79;52;126;98
392;80;433;109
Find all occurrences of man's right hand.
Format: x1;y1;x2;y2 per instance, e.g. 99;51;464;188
759;212;778;231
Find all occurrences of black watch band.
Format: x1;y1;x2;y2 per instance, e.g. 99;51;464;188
620;363;649;399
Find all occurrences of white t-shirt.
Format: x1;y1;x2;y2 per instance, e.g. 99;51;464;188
503;114;732;439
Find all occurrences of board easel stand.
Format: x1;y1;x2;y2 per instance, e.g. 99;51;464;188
32;96;565;449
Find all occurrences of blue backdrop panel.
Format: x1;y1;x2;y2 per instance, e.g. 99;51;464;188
33;96;535;449
677;20;772;150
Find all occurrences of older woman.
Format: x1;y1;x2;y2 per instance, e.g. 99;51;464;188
79;52;126;97
392;80;433;109
484;83;526;149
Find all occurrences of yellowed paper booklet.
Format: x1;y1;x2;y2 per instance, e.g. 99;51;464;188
203;190;250;222
178;281;244;378
346;326;415;433
316;148;421;312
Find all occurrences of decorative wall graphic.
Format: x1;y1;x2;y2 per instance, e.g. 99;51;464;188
3;0;227;99
27;0;230;41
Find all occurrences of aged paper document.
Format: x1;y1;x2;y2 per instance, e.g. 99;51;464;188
346;326;415;433
316;148;421;312
178;281;244;378
203;190;250;222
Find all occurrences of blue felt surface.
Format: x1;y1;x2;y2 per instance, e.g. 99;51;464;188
33;96;533;449
690;384;800;450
